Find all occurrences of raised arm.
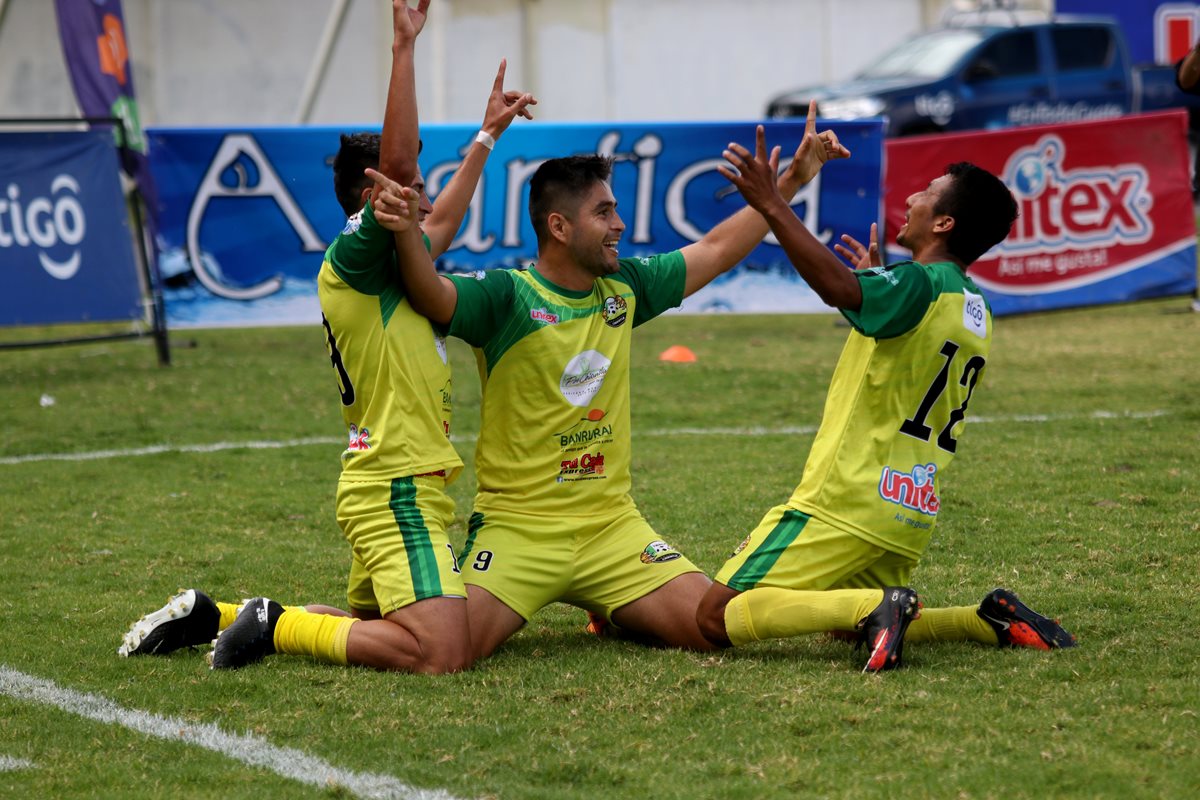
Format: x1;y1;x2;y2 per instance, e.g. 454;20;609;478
367;168;459;325
375;0;429;194
720;125;862;310
678;101;849;297
423;59;537;257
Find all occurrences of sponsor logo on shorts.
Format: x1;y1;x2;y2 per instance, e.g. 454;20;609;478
878;462;940;516
601;294;628;327
640;540;682;564
730;533;753;558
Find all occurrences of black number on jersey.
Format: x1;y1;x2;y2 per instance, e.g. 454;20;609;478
321;313;355;406
471;550;493;572
446;544;462;574
899;339;985;454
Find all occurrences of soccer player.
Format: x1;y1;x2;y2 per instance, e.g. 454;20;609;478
694;125;1075;672
118;0;535;673
375;103;850;659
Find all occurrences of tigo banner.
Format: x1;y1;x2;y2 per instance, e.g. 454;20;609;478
0;129;143;326
146;121;883;327
884;111;1196;316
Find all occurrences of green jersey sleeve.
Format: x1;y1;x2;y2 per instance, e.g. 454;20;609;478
324;200;401;296
616;251;687;327
841;262;934;339
446;269;516;347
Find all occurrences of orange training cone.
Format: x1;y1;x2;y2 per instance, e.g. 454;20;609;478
658;345;697;363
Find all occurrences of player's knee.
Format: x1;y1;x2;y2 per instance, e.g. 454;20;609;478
418;638;474;675
696;592;733;648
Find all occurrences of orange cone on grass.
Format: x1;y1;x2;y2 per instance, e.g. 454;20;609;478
659;345;697;363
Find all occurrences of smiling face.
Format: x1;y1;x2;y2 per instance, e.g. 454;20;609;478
562;180;625;277
896;173;953;254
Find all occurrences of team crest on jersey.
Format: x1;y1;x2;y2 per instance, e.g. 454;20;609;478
342;209;364;236
602;295;628;327
347;423;371;451
878;462;940;516
640;540;682;564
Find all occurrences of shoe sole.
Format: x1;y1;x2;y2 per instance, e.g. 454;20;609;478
863;590;920;673
118;589;205;657
982;590;1076;649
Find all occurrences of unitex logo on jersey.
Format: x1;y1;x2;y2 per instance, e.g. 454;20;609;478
0;176;87;280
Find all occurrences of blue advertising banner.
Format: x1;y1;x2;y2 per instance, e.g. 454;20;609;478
0;129;143;326
146;121;884;326
1055;0;1190;65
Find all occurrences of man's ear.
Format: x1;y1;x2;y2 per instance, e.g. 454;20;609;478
548;211;570;244
933;214;955;235
361;185;373;208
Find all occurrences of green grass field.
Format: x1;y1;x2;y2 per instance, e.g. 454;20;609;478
2;297;1198;799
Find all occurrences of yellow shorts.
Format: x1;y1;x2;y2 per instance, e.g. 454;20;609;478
337;475;466;616
715;504;916;592
458;504;702;620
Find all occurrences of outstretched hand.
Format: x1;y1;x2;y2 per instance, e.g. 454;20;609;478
717;125;784;216
834;222;882;270
783;100;851;188
365;168;421;233
482;59;537;139
392;0;431;45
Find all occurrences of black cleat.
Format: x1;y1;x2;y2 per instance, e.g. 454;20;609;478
118;589;220;657
208;597;282;669
858;587;920;673
978;588;1076;650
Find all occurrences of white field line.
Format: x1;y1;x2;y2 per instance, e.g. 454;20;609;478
0;666;462;800
0;755;35;772
0;409;1170;467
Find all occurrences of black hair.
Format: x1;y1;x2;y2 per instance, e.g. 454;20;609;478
935;162;1019;265
331;132;380;217
330;132;425;217
528;155;615;245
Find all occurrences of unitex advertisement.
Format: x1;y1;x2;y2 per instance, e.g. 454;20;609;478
884;110;1197;316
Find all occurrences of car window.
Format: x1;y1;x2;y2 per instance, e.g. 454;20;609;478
858;29;986;80
1050;26;1114;71
967;30;1039;79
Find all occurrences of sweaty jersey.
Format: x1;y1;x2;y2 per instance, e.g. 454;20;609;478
317;200;462;482
789;260;992;559
446;253;686;518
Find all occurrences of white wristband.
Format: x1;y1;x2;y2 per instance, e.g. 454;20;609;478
475;130;495;151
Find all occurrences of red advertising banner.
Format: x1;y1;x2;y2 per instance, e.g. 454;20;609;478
884;111;1197;315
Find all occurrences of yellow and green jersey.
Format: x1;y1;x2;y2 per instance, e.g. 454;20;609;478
447;252;686;518
789;260;992;560
317;200;462;482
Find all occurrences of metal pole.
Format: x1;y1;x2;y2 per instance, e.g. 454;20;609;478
295;0;352;124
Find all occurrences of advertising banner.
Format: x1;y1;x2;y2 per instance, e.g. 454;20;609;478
884;110;1197;316
146;120;883;327
54;0;159;237
0;129;143;326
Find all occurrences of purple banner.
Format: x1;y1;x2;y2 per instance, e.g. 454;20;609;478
53;0;159;243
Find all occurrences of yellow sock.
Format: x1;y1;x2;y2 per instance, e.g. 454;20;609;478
905;606;998;644
273;610;358;666
724;588;882;646
217;602;306;631
217;602;240;631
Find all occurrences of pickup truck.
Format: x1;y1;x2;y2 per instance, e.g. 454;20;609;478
765;13;1198;136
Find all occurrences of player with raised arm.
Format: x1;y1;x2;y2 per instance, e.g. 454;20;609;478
375;103;849;660
119;0;536;673
694;125;1075;673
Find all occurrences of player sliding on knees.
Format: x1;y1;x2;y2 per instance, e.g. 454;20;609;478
694;124;1075;673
